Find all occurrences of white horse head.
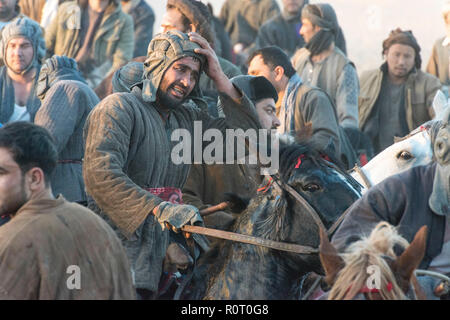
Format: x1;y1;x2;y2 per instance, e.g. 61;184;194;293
352;90;449;192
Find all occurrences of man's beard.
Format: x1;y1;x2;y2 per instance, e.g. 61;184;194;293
0;175;28;217
156;83;190;111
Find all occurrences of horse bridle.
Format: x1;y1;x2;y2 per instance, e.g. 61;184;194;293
351;165;372;189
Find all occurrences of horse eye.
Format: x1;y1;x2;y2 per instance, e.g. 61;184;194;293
396;151;414;161
302;183;321;192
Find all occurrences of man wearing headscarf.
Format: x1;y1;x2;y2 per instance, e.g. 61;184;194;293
427;2;450;87
331;109;450;299
0;17;44;125
121;0;154;58
34;56;99;205
45;0;134;88
83;31;261;298
254;0;308;58
161;0;241;116
292;3;358;129
359;28;442;155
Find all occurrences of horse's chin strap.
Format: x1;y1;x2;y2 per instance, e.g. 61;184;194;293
352;164;372;189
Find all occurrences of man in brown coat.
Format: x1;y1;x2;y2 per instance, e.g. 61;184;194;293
0;122;135;299
359;28;442;155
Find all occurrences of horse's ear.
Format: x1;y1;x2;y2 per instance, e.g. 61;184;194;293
319;227;345;286
392;226;428;283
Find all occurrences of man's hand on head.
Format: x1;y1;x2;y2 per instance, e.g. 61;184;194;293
188;32;240;99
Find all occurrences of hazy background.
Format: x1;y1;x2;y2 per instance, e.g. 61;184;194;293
146;0;446;74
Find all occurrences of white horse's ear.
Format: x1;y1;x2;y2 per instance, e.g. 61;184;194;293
432;90;450;121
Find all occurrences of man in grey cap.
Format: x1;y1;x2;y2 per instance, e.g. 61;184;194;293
34;55;99;205
331;109;450;299
83;30;260;299
292;3;358;129
0;17;44;125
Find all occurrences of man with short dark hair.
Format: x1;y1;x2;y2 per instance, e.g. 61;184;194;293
248;46;357;169
359;28;442;155
292;3;358;129
161;0;241;114
0;121;135;299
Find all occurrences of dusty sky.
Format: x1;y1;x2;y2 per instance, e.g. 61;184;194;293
146;0;446;74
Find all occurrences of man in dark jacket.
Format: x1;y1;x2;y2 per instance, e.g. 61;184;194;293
248;46;357;169
0;17;44;124
121;0;154;58
331;108;450;299
83;31;261;299
254;0;307;58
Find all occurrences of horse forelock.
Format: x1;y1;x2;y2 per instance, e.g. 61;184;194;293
329;222;412;300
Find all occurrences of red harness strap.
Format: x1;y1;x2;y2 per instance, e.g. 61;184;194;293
144;187;183;204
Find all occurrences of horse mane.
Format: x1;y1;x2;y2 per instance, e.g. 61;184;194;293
329;222;411;300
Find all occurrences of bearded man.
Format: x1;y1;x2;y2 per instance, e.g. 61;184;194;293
83;31;261;299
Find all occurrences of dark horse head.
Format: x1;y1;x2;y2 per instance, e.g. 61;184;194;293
191;141;362;300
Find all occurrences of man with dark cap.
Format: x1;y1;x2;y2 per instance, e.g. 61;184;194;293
121;0;154;58
219;0;280;67
331;108;450;300
254;0;308;58
292;3;358;129
183;75;280;230
427;2;450;87
161;0;241;115
359;28;442;155
0;17;44;125
83;31;261;299
248;46;358;169
34;55;99;205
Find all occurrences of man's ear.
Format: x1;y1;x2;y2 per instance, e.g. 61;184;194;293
274;66;285;82
26;167;46;192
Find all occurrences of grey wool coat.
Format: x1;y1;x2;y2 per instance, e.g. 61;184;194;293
83;86;260;292
35;79;99;203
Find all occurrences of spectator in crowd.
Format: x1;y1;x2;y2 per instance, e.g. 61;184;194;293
0;121;135;299
121;0;154;58
45;0;134;88
427;1;450;87
183;75;280;231
0;0;21;30
34;55;99;205
82;31;260;299
359;28;441;155
0;17;44;124
292;3;358;129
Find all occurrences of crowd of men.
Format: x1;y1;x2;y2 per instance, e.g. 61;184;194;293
0;0;447;300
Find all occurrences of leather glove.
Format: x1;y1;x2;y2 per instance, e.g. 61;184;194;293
154;201;204;231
